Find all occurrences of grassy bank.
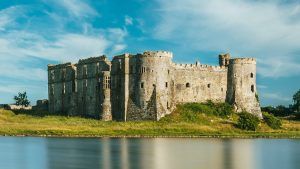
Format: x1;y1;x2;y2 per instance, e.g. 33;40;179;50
0;104;299;138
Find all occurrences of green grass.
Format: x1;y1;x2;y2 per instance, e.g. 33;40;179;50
0;103;299;138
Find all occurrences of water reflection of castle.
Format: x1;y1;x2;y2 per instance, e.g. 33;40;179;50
46;138;257;169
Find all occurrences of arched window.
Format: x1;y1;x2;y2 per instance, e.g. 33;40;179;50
207;84;211;88
250;73;254;78
186;83;190;88
251;85;254;93
141;82;144;88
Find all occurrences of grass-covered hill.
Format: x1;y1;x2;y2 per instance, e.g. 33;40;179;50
0;102;299;138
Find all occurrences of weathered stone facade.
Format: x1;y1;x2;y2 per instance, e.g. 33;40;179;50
48;51;262;121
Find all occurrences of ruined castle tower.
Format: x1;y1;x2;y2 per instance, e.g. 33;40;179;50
48;51;262;121
226;58;262;118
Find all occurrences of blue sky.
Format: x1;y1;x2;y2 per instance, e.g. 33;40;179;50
0;0;299;106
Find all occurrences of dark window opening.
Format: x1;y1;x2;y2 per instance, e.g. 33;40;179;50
62;69;66;79
251;85;254;93
168;70;170;74
141;82;144;88
207;84;211;88
62;83;66;94
167;102;169;109
186;83;190;88
221;88;223;92
83;66;87;76
130;65;133;73
165;82;168;88
72;80;76;92
153;84;156;87
250;73;254;78
51;84;54;95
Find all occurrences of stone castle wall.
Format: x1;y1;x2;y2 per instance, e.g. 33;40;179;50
48;51;261;121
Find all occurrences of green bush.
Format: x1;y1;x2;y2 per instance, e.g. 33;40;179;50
294;113;300;120
237;112;260;131
262;112;282;129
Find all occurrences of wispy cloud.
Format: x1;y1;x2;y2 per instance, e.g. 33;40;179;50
154;0;300;78
262;92;290;102
0;2;128;103
48;0;99;19
125;15;133;25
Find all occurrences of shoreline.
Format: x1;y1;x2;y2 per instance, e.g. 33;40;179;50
1;133;299;139
1;109;299;139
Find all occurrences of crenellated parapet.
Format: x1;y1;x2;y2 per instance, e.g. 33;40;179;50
78;55;110;65
172;63;226;72
229;58;256;64
48;62;73;70
142;50;173;58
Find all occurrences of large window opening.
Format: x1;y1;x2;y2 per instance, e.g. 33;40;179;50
62;83;66;94
104;76;111;89
72;80;76;92
250;73;254;78
51;84;54;95
186;83;190;88
141;82;144;88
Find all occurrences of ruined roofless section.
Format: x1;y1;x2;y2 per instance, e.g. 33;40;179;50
47;51;262;121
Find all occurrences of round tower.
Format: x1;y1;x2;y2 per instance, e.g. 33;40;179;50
100;71;112;121
226;58;262;118
136;51;173;120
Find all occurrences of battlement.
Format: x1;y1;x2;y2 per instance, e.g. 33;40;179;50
142;51;173;58
78;55;109;65
112;53;131;60
48;62;73;70
172;63;225;71
229;58;256;64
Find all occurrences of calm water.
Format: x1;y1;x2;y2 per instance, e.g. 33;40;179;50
0;137;299;169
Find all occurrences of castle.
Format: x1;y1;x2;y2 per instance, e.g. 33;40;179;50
48;51;262;121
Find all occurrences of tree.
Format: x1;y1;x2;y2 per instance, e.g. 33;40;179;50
293;89;300;113
14;92;30;108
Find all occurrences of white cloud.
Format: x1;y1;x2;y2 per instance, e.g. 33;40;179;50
125;15;133;25
154;0;300;78
51;0;99;18
0;16;10;31
0;0;127;102
262;93;290;102
257;84;268;89
0;29;127;80
112;44;127;52
0;6;25;31
24;33;110;62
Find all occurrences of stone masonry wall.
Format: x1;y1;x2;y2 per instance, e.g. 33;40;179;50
48;51;262;121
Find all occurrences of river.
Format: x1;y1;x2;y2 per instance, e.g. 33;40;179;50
0;137;299;169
